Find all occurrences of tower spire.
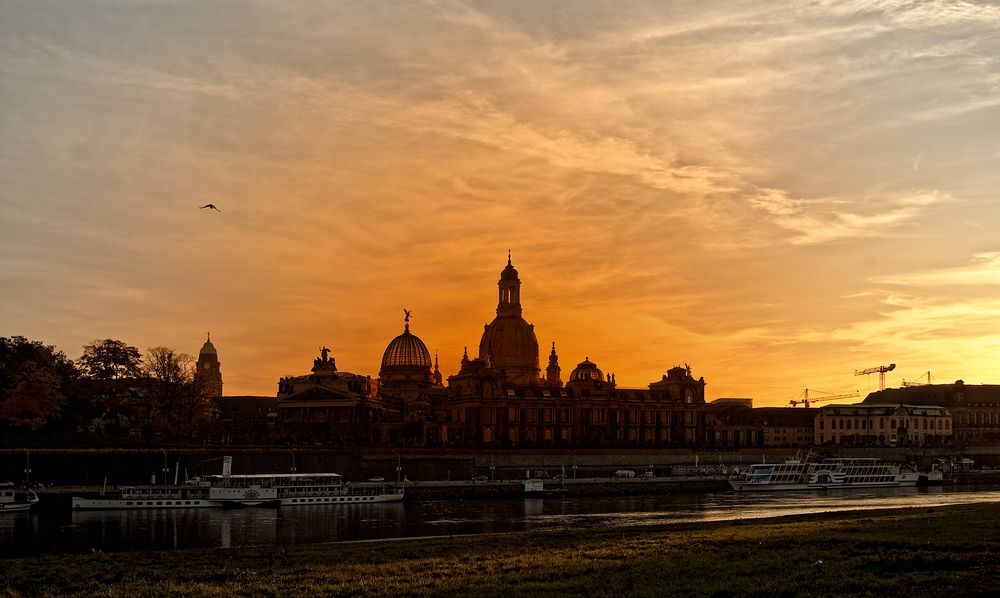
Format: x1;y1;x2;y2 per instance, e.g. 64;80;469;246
546;340;562;387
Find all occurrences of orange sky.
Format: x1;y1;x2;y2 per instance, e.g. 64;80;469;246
3;2;1000;405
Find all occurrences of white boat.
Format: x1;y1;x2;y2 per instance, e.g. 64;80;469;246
1;482;39;513
197;455;404;507
201;472;404;507
729;453;919;491
73;456;404;510
72;480;220;510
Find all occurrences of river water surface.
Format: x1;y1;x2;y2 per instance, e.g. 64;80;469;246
3;485;999;557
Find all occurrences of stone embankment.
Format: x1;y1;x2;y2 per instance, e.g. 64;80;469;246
403;476;727;500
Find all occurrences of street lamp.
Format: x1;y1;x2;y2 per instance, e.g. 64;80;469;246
24;449;31;487
396;453;402;484
489;453;495;481
288;449;297;473
161;448;168;486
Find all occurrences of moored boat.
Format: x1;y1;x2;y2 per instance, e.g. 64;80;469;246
72;456;404;510
1;482;39;513
729;452;919;491
72;480;219;510
196;456;404;507
201;472;403;507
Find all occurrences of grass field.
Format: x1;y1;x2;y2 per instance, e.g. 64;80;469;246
3;503;999;597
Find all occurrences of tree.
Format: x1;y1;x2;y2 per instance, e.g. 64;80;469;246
77;339;143;435
141;347;213;443
0;360;63;430
0;336;78;432
139;347;191;442
78;339;142;380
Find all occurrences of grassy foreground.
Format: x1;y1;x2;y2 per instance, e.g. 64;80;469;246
3;504;999;597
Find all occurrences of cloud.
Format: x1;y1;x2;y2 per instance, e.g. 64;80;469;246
875;251;1000;287
747;189;952;245
3;1;1000;401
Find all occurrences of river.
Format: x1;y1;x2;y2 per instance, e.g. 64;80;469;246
3;486;999;557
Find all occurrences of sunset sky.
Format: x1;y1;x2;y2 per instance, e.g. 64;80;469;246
3;1;1000;405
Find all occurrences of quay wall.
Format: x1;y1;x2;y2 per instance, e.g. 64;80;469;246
4;446;1000;487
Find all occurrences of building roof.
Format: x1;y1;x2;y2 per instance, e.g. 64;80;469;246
381;324;432;370
863;383;1000;406
569;357;604;383
199;334;217;355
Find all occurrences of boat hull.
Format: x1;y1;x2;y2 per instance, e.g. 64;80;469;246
729;478;918;491
280;490;404;506
0;500;38;513
72;496;222;510
1;484;39;513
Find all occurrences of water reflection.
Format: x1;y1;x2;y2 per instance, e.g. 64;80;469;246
3;486;999;557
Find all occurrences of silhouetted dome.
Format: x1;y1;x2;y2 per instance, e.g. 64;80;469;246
199;337;217;356
382;327;432;370
479;317;539;371
500;261;519;281
569;358;604;383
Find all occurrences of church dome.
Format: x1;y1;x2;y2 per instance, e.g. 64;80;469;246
477;254;540;385
381;326;432;370
569;358;604;383
479;316;539;372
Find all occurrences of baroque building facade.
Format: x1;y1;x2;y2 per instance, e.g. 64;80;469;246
259;256;713;448
275;346;386;445
816;403;952;446
863;382;995;445
443;257;711;448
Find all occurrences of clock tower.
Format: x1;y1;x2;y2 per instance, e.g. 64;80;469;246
195;333;223;398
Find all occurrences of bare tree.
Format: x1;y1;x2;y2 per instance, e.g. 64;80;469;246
141;347;192;442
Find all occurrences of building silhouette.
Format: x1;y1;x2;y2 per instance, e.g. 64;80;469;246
209;256;974;450
256;256;712;447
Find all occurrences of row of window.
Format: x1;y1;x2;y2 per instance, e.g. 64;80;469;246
462;407;697;426
123;500;206;506
287;496;379;503
958;412;1000;425
819;417;949;431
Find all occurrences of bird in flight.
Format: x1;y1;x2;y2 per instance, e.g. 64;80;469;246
199;203;221;212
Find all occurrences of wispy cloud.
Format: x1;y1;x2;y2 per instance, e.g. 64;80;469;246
2;1;1000;401
748;190;952;245
875;251;1000;286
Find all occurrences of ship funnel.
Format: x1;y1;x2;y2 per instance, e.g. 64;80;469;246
222;455;232;477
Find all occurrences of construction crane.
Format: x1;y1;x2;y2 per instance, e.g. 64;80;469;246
789;388;860;408
854;363;896;391
902;371;932;387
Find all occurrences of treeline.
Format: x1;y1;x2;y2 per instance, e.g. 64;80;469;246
0;336;216;446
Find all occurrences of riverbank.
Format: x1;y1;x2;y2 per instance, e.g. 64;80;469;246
4;502;998;596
